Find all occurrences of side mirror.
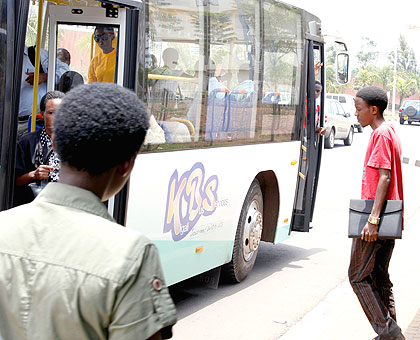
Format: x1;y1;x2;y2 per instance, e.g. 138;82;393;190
344;113;350;118
336;53;349;84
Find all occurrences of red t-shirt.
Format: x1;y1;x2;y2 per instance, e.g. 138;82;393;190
362;122;403;203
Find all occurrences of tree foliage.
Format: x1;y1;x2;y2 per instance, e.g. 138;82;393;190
356;37;379;69
388;35;417;74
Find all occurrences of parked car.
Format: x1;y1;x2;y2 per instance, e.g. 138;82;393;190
326;93;362;132
399;100;420;125
323;98;355;149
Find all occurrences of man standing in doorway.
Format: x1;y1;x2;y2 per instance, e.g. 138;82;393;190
349;86;404;340
88;26;116;83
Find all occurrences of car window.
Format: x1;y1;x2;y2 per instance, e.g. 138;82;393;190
333;95;338;100
327;101;333;114
330;101;338;115
326;95;332;99
336;102;346;116
339;96;346;103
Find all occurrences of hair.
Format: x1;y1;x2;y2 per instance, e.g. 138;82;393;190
58;71;84;93
94;25;115;35
57;48;71;65
53;83;150;175
40;90;65;112
356;86;388;115
315;80;322;88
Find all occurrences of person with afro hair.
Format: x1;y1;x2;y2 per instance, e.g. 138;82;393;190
0;83;177;339
349;86;405;340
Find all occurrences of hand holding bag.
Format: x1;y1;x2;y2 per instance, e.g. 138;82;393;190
348;199;403;239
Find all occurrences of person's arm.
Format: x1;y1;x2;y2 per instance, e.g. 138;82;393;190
361;168;391;242
108;243;177;340
88;59;97;83
16;165;55;186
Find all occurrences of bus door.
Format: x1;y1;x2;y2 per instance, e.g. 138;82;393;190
290;36;324;233
0;0;140;213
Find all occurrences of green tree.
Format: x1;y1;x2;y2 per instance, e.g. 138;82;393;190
356;37;379;68
353;65;379;90
396;72;419;106
377;65;393;92
388;35;417;74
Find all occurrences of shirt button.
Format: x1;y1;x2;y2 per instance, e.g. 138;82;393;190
152;278;162;291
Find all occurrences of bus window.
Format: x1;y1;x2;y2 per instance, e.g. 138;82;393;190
140;0;304;151
55;24;119;92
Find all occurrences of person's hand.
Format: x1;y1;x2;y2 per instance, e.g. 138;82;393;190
317;127;326;135
314;61;323;76
31;165;54;181
25;72;48;85
361;222;378;242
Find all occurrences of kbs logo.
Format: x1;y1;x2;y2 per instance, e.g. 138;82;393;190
164;162;218;241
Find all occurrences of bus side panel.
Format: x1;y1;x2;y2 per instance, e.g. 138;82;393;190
126;141;300;285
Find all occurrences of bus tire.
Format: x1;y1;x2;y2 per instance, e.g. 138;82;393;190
223;179;263;283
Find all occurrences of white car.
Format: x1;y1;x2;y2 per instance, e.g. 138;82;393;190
323;99;355;149
326;93;362;132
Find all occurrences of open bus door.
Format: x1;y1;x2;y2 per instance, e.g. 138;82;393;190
290;36;324;233
46;0;141;225
0;0;140;216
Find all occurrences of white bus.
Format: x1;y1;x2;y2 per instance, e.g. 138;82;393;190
0;0;349;285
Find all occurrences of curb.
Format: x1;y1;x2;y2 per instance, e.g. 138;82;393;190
403;157;420;167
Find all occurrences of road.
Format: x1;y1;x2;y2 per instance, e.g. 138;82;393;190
169;120;420;340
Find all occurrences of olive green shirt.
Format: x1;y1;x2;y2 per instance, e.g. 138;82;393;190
0;182;176;339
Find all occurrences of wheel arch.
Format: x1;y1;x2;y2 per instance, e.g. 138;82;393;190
256;171;280;243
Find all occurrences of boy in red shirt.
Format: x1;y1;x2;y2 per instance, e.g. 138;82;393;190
348;86;404;340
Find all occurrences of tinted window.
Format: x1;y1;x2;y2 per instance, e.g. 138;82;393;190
140;0;304;152
339;96;346;103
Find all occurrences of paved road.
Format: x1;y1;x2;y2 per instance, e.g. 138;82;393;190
169;122;420;340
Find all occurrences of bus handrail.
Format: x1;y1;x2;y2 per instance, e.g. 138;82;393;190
30;0;45;133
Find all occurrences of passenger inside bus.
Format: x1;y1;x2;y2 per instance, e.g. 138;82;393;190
88;26;116;83
57;48;71;66
58;71;84;93
18;45;69;138
187;59;227;127
234;62;254;94
14;91;64;207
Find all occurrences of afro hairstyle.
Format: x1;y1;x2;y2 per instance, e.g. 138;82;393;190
53;83;149;175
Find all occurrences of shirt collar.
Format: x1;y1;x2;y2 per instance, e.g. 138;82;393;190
35;182;115;223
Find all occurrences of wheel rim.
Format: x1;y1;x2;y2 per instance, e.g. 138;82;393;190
242;200;263;262
329;130;334;146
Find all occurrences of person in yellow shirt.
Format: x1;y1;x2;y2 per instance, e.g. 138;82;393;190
88;26;116;83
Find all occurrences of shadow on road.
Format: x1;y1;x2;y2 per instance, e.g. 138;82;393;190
169;242;325;320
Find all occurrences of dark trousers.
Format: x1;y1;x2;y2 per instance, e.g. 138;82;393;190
348;238;404;340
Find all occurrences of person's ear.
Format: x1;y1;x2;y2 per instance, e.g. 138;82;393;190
119;154;137;178
40;111;45;119
371;105;379;116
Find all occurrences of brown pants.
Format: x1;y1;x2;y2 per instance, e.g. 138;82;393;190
348;238;404;340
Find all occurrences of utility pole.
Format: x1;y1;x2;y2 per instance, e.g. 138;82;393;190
392;44;397;115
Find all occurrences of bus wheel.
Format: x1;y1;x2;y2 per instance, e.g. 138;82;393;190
223;179;263;283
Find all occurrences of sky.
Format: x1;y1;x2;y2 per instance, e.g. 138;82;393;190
289;0;420;68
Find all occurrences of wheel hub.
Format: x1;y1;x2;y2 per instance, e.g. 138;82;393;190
242;200;263;262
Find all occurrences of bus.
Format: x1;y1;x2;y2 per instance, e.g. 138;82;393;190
0;0;349;285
